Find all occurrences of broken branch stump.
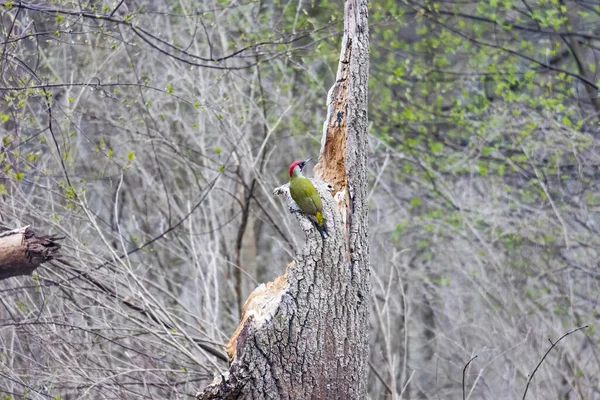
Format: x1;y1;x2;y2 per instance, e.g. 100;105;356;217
0;226;62;281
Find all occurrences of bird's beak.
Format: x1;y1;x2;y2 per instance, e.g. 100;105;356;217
300;158;312;170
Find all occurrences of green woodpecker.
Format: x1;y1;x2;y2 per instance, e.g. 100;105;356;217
288;158;328;239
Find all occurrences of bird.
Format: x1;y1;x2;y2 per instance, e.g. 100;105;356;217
288;158;328;239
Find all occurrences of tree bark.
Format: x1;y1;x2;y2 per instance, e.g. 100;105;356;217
197;0;370;398
0;226;62;281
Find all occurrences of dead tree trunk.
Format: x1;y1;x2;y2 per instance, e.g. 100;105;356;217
0;226;62;281
197;0;370;398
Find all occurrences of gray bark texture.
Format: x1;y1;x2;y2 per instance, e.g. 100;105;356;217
0;226;62;281
197;0;370;398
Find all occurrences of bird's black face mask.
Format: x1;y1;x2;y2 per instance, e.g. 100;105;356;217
299;157;312;170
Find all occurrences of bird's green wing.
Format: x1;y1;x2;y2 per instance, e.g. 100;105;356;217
290;177;321;215
309;190;323;212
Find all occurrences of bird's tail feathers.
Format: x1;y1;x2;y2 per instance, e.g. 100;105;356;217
307;213;328;239
316;223;329;239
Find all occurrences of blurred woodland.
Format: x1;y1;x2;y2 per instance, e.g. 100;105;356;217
1;0;600;398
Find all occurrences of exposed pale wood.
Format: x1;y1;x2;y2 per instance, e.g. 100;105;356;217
197;0;370;398
0;226;62;281
226;262;292;361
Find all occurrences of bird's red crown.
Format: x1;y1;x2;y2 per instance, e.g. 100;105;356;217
289;161;302;178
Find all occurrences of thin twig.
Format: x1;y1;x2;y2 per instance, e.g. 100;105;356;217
368;360;394;395
462;355;478;400
522;325;588;400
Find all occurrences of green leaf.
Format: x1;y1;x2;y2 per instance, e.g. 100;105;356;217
498;164;505;177
430;141;443;154
478;164;488;176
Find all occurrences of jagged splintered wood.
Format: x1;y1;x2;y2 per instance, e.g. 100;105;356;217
197;0;370;398
0;226;62;281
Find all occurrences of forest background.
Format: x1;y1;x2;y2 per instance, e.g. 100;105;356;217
1;0;599;398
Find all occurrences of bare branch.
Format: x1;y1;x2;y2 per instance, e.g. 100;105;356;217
462;355;478;400
522;325;589;400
